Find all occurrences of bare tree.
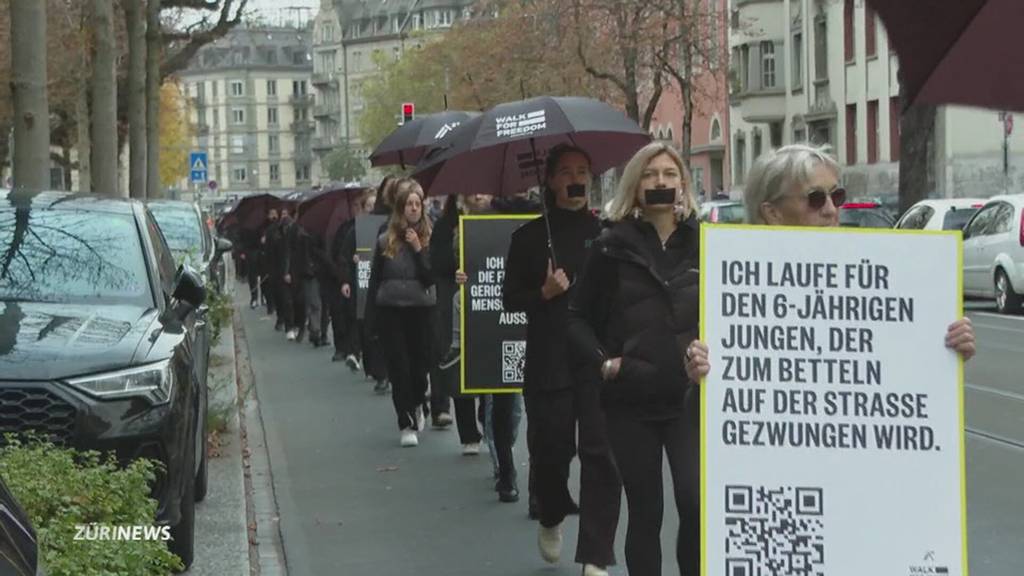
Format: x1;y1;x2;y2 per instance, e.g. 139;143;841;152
145;0;162;198
9;0;50;195
897;83;937;214
125;0;147;198
90;0;119;196
161;0;249;80
75;3;92;192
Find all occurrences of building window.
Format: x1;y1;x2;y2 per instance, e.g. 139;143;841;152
735;133;746;184
293;80;307;95
815;18;828;81
267;80;277;97
867;100;879;164
212;110;219;128
352;51;362;71
438;9;453;27
794;126;807;142
692;166;705;196
844;0;854;62
412;13;422;30
269;163;280;182
792;32;803;90
770;122;783;149
269;134;279;154
710;118;722;141
230;81;244;96
760;42;776;89
739;45;750;91
268;107;278;126
753;129;763;158
865;3;877;58
231;136;244;154
232;109;245;124
846;104;857;164
212;81;218;98
296;164;311;181
232;167;247;182
890;97;901;162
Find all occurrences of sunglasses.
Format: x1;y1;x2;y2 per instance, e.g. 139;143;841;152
805;186;847;209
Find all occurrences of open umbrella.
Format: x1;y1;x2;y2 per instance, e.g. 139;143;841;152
296;182;367;248
870;0;1024;111
369;110;478;168
412;96;650;197
233;193;283;231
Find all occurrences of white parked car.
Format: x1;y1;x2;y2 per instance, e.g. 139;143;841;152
895;198;985;231
962;195;1024;314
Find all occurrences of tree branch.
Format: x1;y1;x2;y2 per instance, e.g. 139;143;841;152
160;0;249;80
162;0;219;9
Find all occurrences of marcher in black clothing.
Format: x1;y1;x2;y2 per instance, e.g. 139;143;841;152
240;226;262;308
260;209;281;318
503;145;617;573
361;178;399;395
365;179;436;447
280;213;308;341
264;209;290;331
567;143;701;576
329;190;375;367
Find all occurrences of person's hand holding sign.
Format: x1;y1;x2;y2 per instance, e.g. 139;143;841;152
405;228;422;252
541;259;570;300
601;357;622;381
945;317;976;361
684;340;710;384
455;270;468;285
341;283;351;298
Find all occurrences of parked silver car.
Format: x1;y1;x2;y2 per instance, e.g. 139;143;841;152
962;194;1024;314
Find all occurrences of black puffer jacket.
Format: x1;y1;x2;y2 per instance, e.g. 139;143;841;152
567;215;700;420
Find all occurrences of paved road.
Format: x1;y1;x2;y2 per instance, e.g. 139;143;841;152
240;292;1023;576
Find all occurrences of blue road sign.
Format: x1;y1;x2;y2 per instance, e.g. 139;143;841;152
189;151;208;183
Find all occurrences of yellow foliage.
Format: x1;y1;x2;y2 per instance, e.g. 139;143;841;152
159;81;192;188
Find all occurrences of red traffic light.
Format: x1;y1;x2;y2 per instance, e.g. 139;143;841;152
402;102;415;123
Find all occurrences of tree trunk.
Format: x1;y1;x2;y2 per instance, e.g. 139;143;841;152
90;0;119;196
62;145;73;190
10;0;51;195
77;81;92;192
897;86;936;214
126;0;147;198
146;0;162;198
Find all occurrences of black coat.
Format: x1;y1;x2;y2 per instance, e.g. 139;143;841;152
502;205;601;394
567;216;700;420
430;196;460;351
263;221;287;277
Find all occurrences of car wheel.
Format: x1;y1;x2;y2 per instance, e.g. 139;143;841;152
995;269;1022;314
169;443;197;571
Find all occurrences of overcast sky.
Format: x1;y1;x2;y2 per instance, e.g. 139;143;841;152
178;0;319;27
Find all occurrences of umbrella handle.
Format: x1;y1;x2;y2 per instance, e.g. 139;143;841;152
529;137;558;269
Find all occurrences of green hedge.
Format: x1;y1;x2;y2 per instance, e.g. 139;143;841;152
0;438;182;575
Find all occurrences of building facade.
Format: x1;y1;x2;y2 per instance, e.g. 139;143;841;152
311;0;474;183
180;25;314;197
728;0;1024;200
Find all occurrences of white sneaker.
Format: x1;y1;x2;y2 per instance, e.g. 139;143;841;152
415;407;425;431
461;442;480;456
583;564;609;576
344;354;363;372
400;429;418;447
286;329;297;341
538;523;562;564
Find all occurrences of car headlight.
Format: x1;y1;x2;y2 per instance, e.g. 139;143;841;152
66;360;174;405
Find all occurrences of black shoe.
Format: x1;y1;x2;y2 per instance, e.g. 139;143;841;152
317;338;330;348
295;328;306;343
567;499;580;515
496;480;520;503
438;348;461;370
373;380;389;395
309;331;321;347
332;352;345;362
274;321;284;332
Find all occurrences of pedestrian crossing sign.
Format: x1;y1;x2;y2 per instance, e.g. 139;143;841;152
190;151;208;183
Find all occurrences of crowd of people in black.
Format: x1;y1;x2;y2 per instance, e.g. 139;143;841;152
228;142;977;576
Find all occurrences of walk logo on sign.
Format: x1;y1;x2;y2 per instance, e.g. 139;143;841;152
496;110;547;139
434;122;461;141
907;551;950;575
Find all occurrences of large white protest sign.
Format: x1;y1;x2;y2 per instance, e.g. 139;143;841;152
700;225;966;576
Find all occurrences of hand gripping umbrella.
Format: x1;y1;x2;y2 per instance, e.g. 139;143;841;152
412;96;650;265
869;0;1024;111
369;110;479;168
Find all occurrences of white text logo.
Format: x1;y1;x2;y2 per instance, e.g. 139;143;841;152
74;524;172;542
495;110;546;139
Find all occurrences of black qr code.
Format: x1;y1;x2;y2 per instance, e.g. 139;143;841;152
725;485;824;576
501;341;526;384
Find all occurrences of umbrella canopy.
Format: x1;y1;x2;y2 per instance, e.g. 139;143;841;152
870;0;1024;111
370;110;479;168
233;193;283;231
296;182;367;246
412;96;650;196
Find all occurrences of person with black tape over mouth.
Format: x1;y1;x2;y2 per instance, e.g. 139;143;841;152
567;142;702;576
503;144;619;576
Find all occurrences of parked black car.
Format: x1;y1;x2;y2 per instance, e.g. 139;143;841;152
148;199;231;294
0;473;39;575
0;190;208;569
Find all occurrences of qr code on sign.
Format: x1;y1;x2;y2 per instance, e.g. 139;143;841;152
501;341;526;384
725;485;824;576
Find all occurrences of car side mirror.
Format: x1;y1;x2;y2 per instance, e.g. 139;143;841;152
215;237;233;255
172;265;207;310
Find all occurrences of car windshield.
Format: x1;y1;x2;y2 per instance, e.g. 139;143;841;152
149;205;204;262
942;207;979;230
0;207;152;306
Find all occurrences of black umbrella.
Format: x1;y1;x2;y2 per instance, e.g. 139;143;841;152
412;96;650;265
233;193;283;231
296;182;367;249
369;110;479;168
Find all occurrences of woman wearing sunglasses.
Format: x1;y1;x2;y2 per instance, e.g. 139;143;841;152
685;142;976;380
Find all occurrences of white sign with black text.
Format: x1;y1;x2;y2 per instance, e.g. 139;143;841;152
701;225;966;576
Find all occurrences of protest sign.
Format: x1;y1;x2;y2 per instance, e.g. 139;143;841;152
354;214;387;319
701;225;966;576
459;214;535;394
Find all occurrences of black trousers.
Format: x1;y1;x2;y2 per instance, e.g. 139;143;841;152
428;279;457;416
264;274;280;316
491;393;520;489
575;382;621;567
325;281;357;355
438;360;482;444
524;389;577;528
359;321;387;381
281;278;306;332
606;411;699;576
246;251;260;302
377;306;432;431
